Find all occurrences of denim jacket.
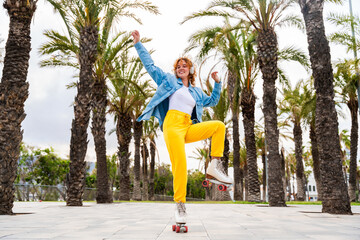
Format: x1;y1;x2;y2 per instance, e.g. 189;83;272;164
135;42;222;129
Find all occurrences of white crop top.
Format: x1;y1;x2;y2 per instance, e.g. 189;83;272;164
169;86;196;115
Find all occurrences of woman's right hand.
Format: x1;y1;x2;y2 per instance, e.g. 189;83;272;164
132;30;140;44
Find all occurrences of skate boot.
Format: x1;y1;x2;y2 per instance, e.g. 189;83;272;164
206;158;233;184
202;159;235;202
172;201;188;233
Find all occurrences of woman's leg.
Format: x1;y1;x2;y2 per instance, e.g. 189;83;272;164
185;120;226;157
185;120;232;183
163;113;189;203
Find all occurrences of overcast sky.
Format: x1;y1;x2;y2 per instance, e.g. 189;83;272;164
0;0;359;171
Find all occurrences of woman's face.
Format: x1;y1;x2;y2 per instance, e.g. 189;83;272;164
176;60;190;79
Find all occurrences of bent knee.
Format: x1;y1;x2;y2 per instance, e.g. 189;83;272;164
214;120;225;130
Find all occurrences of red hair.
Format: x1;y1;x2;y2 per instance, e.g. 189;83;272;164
173;57;196;86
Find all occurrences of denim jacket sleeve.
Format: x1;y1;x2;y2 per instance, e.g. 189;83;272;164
134;42;166;86
201;81;222;107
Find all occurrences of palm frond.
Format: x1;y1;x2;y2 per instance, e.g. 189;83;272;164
122;1;160;15
39;30;79;56
278;45;310;70
277;67;290;88
182;10;239;24
39;58;79;68
277;14;304;30
207;0;252;12
325;0;345;4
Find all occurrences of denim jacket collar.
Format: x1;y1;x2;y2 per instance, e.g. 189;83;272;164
177;78;195;90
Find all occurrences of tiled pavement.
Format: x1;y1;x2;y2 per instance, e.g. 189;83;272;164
0;202;359;239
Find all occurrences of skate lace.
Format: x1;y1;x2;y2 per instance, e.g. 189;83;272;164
177;202;186;216
216;160;228;177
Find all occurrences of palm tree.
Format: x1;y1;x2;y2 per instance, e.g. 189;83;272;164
108;56;150;200
0;0;37;215
143;117;159;200
64;0;102;206
141;137;149;200
132;80;153;201
184;18;259;201
327;11;359;69
40;29;133;203
328;8;359;203
213;22;261;202
237;0;295;207
334;60;358;201
283;149;292;201
184;0;303;206
40;0;158;204
132;119;143;201
183;17;243;200
301;79;323;200
203;81;232;201
339;129;351;186
239;141;248;199
279;80;312;201
299;0;352;214
255;124;266;201
285;152;296;200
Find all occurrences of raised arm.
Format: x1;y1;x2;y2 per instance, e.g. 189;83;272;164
132;30;166;86
202;72;222;107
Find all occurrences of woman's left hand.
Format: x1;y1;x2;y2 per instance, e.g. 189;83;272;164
211;72;220;83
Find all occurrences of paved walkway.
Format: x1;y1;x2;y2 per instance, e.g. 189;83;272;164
0;202;359;239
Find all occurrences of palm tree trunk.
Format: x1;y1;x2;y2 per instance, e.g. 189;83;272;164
227;70;242;200
232;113;242;200
116;113;132;200
0;0;36;215
66;25;98;206
257;28;286;207
348;98;358;202
294;123;305;201
141;139;149;201
285;159;291;201
310;124;322;200
261;153;267;202
280;148;287;201
244;161;248;201
149;138;156;201
221;135;230;173
92;79;112;203
241;89;261;202
299;0;351;214
133;121;142;201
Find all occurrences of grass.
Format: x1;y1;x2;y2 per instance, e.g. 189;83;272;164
111;200;266;204
112;200;360;206
26;200;360;206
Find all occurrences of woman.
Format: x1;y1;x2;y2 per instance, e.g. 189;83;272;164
132;30;233;225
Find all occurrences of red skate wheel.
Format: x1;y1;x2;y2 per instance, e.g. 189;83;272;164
218;185;225;191
184;226;188;233
202;180;209;188
176;226;180;233
172;225;176;231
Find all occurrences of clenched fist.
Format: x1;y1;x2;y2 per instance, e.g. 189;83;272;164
132;30;140;44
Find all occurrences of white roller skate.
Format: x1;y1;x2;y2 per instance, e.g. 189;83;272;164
172;201;188;233
202;159;235;202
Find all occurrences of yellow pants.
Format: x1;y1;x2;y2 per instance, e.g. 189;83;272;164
163;110;225;203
